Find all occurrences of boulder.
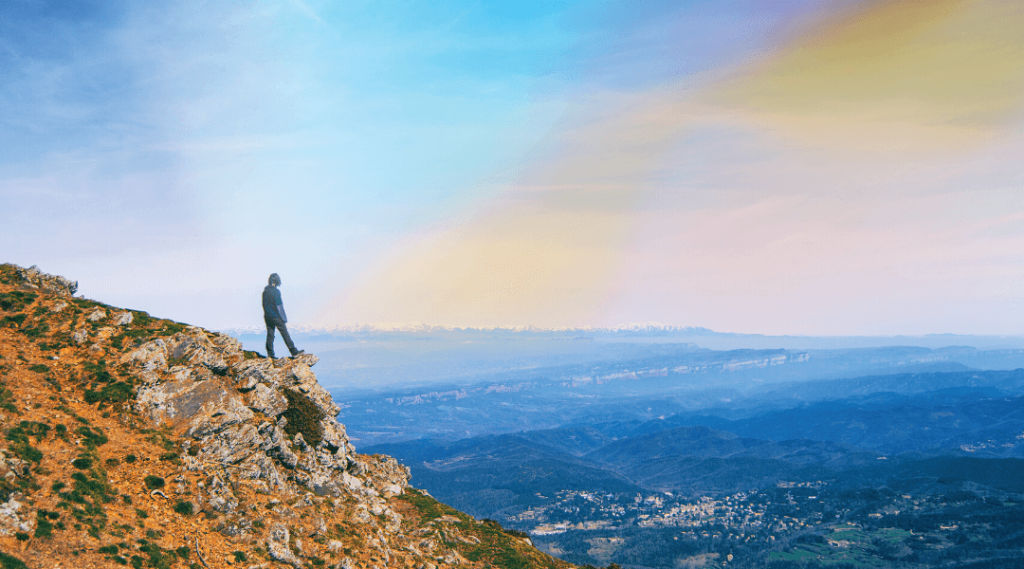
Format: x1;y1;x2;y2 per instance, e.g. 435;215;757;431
0;496;34;536
246;383;288;416
135;371;253;436
267;524;304;568
113;311;134;326
198;423;263;465
185;392;255;438
121;339;168;371
167;330;229;373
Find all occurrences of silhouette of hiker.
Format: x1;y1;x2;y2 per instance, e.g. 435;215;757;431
263;273;304;359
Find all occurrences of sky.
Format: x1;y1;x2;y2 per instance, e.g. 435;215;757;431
2;0;1023;335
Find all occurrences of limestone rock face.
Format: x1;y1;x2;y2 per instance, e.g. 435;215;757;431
135;367;253;435
166;329;230;373
124;324;388;504
267;523;304;567
121;339;168;371
12;264;78;296
246;383;288;416
87;308;106;322
0;495;34;536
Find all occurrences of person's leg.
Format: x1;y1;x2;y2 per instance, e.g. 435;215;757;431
265;319;277;358
276;320;300;356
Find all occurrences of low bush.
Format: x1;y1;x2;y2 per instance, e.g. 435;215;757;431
83;382;132;405
280;389;325;446
173;501;193;516
143;475;165;490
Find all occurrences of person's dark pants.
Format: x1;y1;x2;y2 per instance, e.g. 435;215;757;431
265;316;298;358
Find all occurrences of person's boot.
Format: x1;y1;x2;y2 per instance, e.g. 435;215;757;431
290;350;305;358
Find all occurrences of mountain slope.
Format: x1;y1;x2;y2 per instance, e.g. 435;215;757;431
0;264;569;569
367;435;641;519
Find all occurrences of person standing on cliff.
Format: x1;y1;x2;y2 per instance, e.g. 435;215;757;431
263;273;304;359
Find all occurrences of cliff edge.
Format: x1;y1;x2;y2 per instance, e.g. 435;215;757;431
0;263;570;569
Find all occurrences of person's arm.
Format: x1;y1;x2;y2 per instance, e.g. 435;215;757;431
272;286;288;321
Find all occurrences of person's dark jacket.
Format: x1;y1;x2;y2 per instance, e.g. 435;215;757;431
262;285;285;322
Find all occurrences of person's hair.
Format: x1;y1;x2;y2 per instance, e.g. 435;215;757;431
268;273;281;286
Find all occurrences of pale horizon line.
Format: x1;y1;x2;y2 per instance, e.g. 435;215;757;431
214;322;1024;339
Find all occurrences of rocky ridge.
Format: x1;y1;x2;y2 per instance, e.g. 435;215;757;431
0;264;569;569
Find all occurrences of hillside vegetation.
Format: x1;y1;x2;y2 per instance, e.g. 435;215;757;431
0;263;571;569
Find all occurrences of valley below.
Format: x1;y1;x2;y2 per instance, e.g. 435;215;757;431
286;330;1024;569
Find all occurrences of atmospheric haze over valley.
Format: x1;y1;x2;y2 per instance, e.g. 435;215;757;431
232;326;1024;568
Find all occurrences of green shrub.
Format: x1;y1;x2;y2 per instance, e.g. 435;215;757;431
72;457;93;470
125;454;137;463
280;389;325;446
1;314;26;328
98;545;119;555
34;516;53;538
137;542;176;569
143;475;165;490
0;551;28;569
76;426;108;449
5;421;48;462
0;384;16;413
83;382;133;404
106;458;120;467
0;291;37;312
173;501;194;516
28;364;49;374
132;311;153;327
21;323;49;339
28;513;52;540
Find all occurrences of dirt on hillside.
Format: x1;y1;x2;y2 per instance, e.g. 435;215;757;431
0;263;572;569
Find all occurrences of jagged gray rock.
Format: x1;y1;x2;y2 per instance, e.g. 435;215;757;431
246;383;288;416
123;323;409;548
167;328;230;373
268;523;304;567
121;339;168;370
12;264;77;296
0;494;33;536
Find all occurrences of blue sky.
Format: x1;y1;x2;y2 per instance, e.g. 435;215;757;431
3;0;1023;334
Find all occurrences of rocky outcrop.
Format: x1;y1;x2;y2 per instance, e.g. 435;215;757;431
11;264;78;296
0;494;33;536
124;326;407;506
